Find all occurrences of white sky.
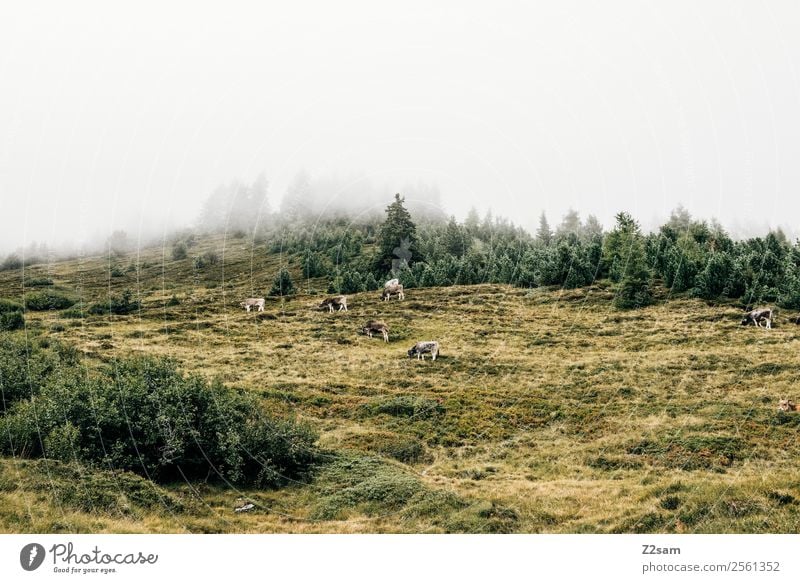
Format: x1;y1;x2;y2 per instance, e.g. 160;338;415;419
2;0;800;251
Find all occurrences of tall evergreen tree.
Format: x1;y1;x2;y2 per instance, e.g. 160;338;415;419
556;209;581;238
443;216;467;258
375;193;418;275
536;212;553;246
603;213;652;308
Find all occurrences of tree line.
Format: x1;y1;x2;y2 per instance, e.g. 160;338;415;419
260;196;800;311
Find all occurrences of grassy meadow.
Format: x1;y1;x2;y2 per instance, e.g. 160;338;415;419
1;234;800;533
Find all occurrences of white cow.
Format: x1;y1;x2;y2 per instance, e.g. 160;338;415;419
319;296;348;312
408;341;440;361
381;283;405;301
241;298;265;312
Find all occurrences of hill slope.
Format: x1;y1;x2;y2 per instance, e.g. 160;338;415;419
1;235;799;533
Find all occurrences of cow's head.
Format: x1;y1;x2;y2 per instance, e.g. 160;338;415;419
407;345;418;358
741;316;752;326
778;399;795;411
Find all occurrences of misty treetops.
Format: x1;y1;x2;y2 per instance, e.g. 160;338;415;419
202;179;800;310
6;171;800;311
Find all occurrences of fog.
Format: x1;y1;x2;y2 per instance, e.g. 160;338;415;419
2;1;800;253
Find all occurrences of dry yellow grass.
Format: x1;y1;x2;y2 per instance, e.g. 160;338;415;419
1;236;800;532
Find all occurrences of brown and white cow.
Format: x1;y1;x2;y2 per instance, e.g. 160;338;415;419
778;399;798;412
362;320;389;342
381;283;405;301
319;295;348;312
240;298;265;312
407;340;439;361
741;307;773;329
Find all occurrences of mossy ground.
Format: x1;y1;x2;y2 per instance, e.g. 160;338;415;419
1;235;799;533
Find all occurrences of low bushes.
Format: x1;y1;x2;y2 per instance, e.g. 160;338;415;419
24;290;76;311
0;311;24;331
0;336;76;410
0;354;319;487
0;299;24;331
88;289;140;315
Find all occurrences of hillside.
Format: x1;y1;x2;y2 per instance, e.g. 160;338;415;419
1;234;800;533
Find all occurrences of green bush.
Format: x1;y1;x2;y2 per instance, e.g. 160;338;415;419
26;277;53;287
0;355;319;487
193;251;219;269
0;254;23;271
24;290;76;311
0;298;23;314
88;289;141;315
269;268;295;296
0;311;24;331
0;336;76;410
172;241;188;261
110;265;125;278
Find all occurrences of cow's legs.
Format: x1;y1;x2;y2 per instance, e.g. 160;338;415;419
246;305;251;312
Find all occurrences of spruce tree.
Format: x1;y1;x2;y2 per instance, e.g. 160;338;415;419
269;268;295;296
536;212;553;246
604;212;653;309
375;193;417;275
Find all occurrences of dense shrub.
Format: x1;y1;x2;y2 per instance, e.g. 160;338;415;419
88;289;140;315
0;336;76;410
0;299;23;314
269;268;295;297
193;251;219;269
171;241;188;261
24;290;76;311
0;311;24;331
26;277;53;287
0;254;23;271
0;356;319;487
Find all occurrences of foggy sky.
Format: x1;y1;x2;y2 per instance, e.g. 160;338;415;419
2;1;800;252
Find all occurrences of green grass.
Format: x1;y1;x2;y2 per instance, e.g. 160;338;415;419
1;234;799;533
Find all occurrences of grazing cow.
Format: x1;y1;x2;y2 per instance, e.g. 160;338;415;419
741;307;773;329
778;399;798;412
384;278;400;289
407;341;440;361
319;295;348;312
240;298;265;312
381;283;405;301
362;320;389;342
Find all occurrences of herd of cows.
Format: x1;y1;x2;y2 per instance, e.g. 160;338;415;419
240;278;440;361
238;291;795;401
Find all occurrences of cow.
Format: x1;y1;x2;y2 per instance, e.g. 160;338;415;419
384;278;400;289
240;298;265;312
741;307;773;329
407;341;440;361
319;295;348;312
778;399;798;412
381;283;405;301
362;320;389;342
